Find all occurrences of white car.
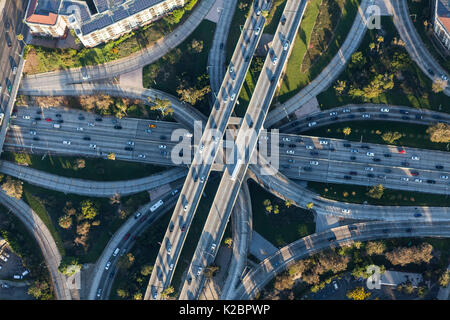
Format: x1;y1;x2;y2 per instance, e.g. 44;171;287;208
414;178;423;183
196;266;203;276
29;130;36;135
200;176;205;183
286;149;295;155
341;209;351;214
329;112;337;116
213;136;220;144
169;263;174;271
319;140;328;145
0;255;7;262
199;143;205;153
88;122;95;127
96;288;102;298
127;141;135;146
159;144;167;149
401;177;409;181
310;161;319;166
63;140;71;145
167;245;172;254
229;66;234;74
89;144;97;149
76;127;83;131
380;108;389;112
308;121;317;127
184;132;193;138
272;56;278;65
411;155;420;161
366;152;374;157
211;243;216;252
283;41;290;51
282;137;291;142
183;204;189;212
230;93;236;101
138;154;146;159
365;167;374;171
305;145;314;150
255;27;261;35
105;261;111;270
23;115;31;120
440;175;449;180
362;114;370;118
342;108;351;113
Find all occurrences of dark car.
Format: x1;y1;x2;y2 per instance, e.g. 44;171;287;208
384;153;391;157
124;146;133;151
296;138;303;143
426;179;436;184
55;114;62;117
36;110;43;114
349;171;358;176
303;166;313;172
327;237;336;242
279;143;284;148
33;137;40;141
350;156;356;160
401;116;410;120
360;145;370;149
379;114;389;118
331;116;339;121
406;228;412;233
382;229;389;234
329;147;336;152
427;68;434;76
349;225;358;231
5;32;12;47
372;158;381;162
181;224;186;232
220;43;224;49
160;135;167;140
384;168;392;173
310;151;319;156
415;114;423;120
367;173;375;178
114;125;122;129
436;165;444;170
95;117;103;122
169;223;174;232
432;114;442;120
56;119;64;123
401;161;409;166
347;114;355;119
357;107;366;112
399;110;409;114
414;213;422;218
288;159;294;163
344;175;352;180
83;136;91;141
343;143;351;148
35;117;42;121
123;233;130;241
78;115;85;120
288;144;296;148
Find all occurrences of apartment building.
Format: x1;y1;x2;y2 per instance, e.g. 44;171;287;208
25;0;186;47
433;0;450;52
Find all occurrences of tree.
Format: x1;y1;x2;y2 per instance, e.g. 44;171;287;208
224;237;233;248
263;199;273;213
117;253;135;270
426;123;450;143
343;127;351;136
133;292;143;300
351;51;366;67
205;265;220;279
346;286;371;300
334;80;346;95
382;131;402;144
369;42;375;51
273;205;280;214
147;96;174;117
385;243;433;266
285;199;294;208
432;78;446;93
74;158;85;169
58;215;72;229
108;152;116;160
366;184;384;199
176;83;211;105
189;39;204;53
117;288;128;298
306;202;314;210
366;241;386;256
2;176;23;199
141;265;153;277
58;256;81;276
109;193;121;205
28;281;52;300
161;286;175;299
80;200;99;220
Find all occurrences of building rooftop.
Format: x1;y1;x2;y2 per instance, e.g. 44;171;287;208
26;0;61;25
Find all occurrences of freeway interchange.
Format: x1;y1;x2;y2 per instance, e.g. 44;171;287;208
0;0;449;301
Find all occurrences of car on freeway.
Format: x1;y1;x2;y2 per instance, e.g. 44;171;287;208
169;223;174;232
399;110;409;115
384;153;391;158
329;111;338;116
29;130;36;135
350;156;356;160
308;121;317;127
211;243;217;252
96;289;102;298
440;175;449;180
342;108;351;113
343;143;351;148
159;144;167;149
401;161;409;166
181;224;186;232
406;228;412;233
397;147;406;154
114;125;122;129
303;166;312;172
306;145;314;150
349;171;358;176
123;233;130;241
342;208;351;214
365;167;374;171
138;154;146;159
319;139;328;145
33;137;40;141
200;176;205;183
362;114;370;118
410;171;419;176
380;108;389;112
436;165;444;170
169;263;174;271
411;155;420;161
349;225;358;231
366;152;374;157
78;114;85;120
384;168;392;173
124;146;133;151
367;173;375;178
350;149;358;153
83;136;91;141
95;117;103;122
105;261;111;270
283;41;290;51
272;56;278;65
286;150;294;155
414;213;422;218
89;144;96;148
126;141;135;146
23;115;30;120
310;161;319;166
255;27;261;35
427;68;434;76
62;140;71;145
401;177;409;182
34;116;42;121
88;122;94;127
310;151;319;156
414;178;423;183
372;158;381;162
196;267;203;276
427;179;436;184
344;175;352;180
441;74;448;81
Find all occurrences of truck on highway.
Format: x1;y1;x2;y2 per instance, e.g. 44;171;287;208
230;158;243;181
150;199;163;212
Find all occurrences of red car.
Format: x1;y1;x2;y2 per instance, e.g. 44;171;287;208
139;215;147;223
123;232;130;241
410;171;419;176
397;146;405;154
45;117;52;122
180;224;186;232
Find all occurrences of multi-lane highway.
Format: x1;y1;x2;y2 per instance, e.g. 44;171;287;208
179;0;308;300
144;0;268;300
232;220;450;299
